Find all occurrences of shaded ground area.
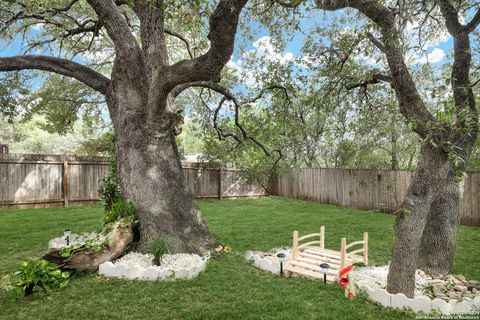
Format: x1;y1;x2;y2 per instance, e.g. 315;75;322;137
1;196;479;320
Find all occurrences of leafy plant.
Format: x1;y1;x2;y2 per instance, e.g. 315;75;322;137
422;284;434;299
5;259;70;299
151;236;169;266
98;160;121;212
103;198;135;225
58;240;103;259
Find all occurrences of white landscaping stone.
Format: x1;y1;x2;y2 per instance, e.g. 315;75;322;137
187;266;200;279
175;268;188;279
259;259;273;273
158;270;173;279
126;266;142;280
452;300;468;314
432;298;453;315
199;259;207;272
474;297;480;310
98;261;115;277
245;251;253;262
48;237;67;250
253;255;261;268
391;293;409;310
370;288;391;308
408;296;431;313
100;252;208;281
142;267;159;281
114;264;128;278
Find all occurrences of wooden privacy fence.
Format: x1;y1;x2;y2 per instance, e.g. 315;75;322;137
271;168;480;227
0;154;267;208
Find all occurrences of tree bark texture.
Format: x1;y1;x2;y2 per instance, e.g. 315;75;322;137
386;144;456;297
416;176;461;275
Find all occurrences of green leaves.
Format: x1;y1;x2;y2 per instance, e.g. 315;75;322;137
4;259;70;299
151;236;170;266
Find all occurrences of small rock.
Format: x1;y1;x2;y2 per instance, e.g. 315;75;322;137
430;279;444;285
454;285;468;292
447;291;460;299
454;275;466;282
472;288;479;294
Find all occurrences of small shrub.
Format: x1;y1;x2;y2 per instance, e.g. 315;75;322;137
151;236;169;266
103;198;135;225
98;160;120;212
5;259;70;299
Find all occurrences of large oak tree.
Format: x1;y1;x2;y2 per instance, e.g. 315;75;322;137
0;0;248;253
269;0;480;297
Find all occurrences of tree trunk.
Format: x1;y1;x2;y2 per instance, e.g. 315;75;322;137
416;174;460;275
112;101;216;253
386;143;455;298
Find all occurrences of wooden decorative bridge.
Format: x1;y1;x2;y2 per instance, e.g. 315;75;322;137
283;226;368;283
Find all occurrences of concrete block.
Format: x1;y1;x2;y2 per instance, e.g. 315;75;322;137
408;296;431;313
463;298;475;312
365;286;376;299
473;297;480;310
370;288;391;308
198;259;207;272
158;270;173;279
48;237;67;250
187;266;200;279
271;262;281;274
98;261;115;277
391;293;409;310
175;268;188;279
452;300;468;314
245;251;253;262
126;266;142;280
253;255;261;268
432;298;453;315
114;264;128;278
259;259;272;272
142;267;159;281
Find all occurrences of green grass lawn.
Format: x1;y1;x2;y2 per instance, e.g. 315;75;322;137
0;196;479;319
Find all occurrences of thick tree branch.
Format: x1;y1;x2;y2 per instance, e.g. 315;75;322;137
0;55;110;94
163;0;248;90
86;0;141;57
465;8;480;33
435;0;478;144
133;0;168;66
345;72;392;90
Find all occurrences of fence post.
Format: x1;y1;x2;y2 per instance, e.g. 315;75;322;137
218;165;223;200
63;160;69;206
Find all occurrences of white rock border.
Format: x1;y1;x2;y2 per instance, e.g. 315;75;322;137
245;249;292;275
356;279;480;315
246;249;480;315
98;254;209;281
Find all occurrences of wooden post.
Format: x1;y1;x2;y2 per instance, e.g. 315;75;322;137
218;165;223;200
320;226;325;249
293;231;299;260
340;237;346;271
63;161;69;206
363;232;368;266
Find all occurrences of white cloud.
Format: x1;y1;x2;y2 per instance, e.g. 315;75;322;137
414;48;445;64
249;36;295;65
